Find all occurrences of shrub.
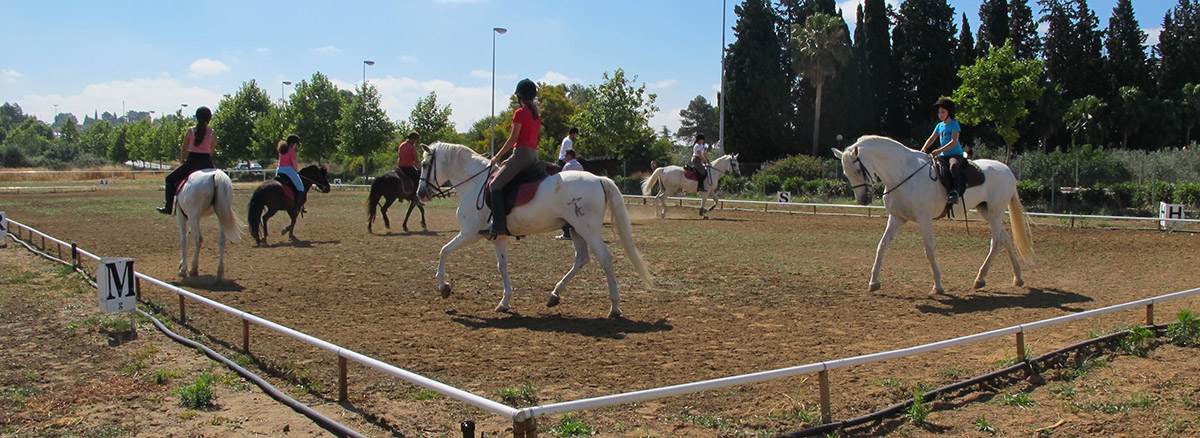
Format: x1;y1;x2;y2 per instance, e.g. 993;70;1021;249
756;154;829;181
1016;180;1047;205
1166;310;1200;347
1;144;29;168
782;177;805;195
549;415;594;437
1120;325;1154;357
1133;181;1174;208
718;175;750;194
1012;145;1131;186
754;174;783;194
175;372;217;409
907;388;930;425
1174;182;1200;208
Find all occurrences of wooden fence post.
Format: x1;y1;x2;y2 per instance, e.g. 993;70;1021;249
242;319;250;352
818;369;832;424
71;242;78;268
338;356;348;402
513;418;537;438
1015;330;1026;361
1146;302;1155;326
179;295;187;323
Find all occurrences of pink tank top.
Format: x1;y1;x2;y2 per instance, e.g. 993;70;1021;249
185;127;215;154
279;146;298;168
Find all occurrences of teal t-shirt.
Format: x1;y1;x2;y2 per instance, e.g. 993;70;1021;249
935;119;962;157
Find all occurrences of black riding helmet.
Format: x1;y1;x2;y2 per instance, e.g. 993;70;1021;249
695;133;706;142
934;97;956;117
515;78;537;100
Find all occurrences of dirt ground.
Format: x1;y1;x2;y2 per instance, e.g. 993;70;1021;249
2;185;1199;437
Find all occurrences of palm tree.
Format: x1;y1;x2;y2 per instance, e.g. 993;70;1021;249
791;13;851;156
1064;95;1106;148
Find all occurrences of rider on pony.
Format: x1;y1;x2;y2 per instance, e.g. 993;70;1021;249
921;97;964;205
158;106;217;215
396;131;421;194
484;78;542;238
276;134;306;210
687;133;710;192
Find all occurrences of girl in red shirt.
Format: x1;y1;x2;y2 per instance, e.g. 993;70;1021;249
485;79;542;237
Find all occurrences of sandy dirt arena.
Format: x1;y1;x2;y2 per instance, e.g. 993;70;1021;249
2;184;1199;437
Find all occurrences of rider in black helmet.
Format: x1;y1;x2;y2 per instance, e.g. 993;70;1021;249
484;79;542;237
921;97;964;205
688;133;709;192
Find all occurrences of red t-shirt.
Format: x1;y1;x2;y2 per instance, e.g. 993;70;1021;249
396;140;417;167
512;107;541;150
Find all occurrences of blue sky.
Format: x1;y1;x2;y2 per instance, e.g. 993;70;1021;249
0;0;1175;133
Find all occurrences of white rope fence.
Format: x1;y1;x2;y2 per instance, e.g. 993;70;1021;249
3;214;1197;437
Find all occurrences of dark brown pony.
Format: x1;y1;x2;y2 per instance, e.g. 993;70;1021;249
367;170;427;233
248;165;331;245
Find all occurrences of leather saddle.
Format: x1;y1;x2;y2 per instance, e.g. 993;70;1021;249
484;162;562;215
933;158;986;193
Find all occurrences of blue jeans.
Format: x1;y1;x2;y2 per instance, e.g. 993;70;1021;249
277;166;305;192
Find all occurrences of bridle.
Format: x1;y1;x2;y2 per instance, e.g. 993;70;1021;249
848;148;933;196
418;148;491;201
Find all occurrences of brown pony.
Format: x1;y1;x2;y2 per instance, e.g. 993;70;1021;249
247;165;331;245
367;170;427;233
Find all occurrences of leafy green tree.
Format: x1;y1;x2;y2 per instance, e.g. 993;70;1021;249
1157;0;1200;99
1064;95;1106;147
465;113;507;154
80;119;113;158
568;69;658;168
1104;0;1148;93
953;42;1045;159
535;83;580;154
58;116;80;146
675;95;719;143
958;14;977;68
977;0;1009;53
893;0;959;138
1112;86;1147;149
212;80;272;163
338;83;395;175
1008;0;1041;59
252;103;291;163
405;91;456;144
108;125;129;163
287;72;343;161
791;13;851;155
724;0;793;162
1181;83;1200;145
124;119;153;161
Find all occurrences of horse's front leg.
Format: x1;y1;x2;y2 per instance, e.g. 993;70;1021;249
548;227;591;308
403;199;418;232
918;218;944;295
706;190;721;213
177;214;188;277
417;203;427;231
436;231;481;297
381;196;395;230
869;215;905;292
189;217;202;277
656;191;667;219
492;238;515;313
284;210;299;241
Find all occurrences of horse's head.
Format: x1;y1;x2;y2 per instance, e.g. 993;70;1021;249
713;154;741;177
416;144;438;202
832;147;873;205
300;164;331;193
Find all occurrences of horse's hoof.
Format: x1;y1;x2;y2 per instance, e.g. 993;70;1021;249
608;310;623;319
868;282;881;293
495;305;511;313
189;270;199;277
931;286;945;296
974;279;986;289
438;283;452;298
1014;278;1025;288
547;294;561;307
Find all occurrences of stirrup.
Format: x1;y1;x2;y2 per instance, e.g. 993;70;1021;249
946;191;960;205
156;206;172;215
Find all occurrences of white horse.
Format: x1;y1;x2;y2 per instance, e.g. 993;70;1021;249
174;169;242;280
832;136;1033;295
416;142;652;318
640;154;741;218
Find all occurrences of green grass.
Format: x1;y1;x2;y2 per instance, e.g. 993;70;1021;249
1050;383;1076;399
0;270;38;285
1167;310;1200;347
174;372;217;409
498;382;539;407
1061;355;1108;380
679;406;735;430
1;385;39;410
907;388;931;425
973;416;997;434
1000;392;1036;409
408;388;440;401
549;415;594;437
938;367;966;380
1120;326;1155;357
150;368;181;385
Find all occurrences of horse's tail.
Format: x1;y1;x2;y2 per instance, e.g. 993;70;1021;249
214;172;242;243
603;177;653;289
247;186;266;242
367;177;383;230
641;167;663;196
1008;191;1034;266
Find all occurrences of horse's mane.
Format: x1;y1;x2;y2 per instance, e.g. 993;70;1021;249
431;142;488;164
853;135;925;158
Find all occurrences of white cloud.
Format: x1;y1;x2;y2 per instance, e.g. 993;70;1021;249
1;69;21;83
650;106;685;134
311;45;342;55
16;77;222;122
1144;27;1162;48
398;55;419;64
255;47;270;54
188;58;229;77
538;71;570;85
648;79;678;90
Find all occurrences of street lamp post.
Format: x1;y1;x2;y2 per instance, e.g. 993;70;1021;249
281;81;292;103
52;104;58;124
718;0;727;155
362;60;375;87
490;27;508;156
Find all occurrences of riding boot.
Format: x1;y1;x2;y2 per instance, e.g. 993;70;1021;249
697;171;706;192
483;190;509;237
157;188;174;215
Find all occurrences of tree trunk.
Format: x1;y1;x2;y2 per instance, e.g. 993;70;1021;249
1122;131;1129;149
1187;126;1193;146
811;80;824;156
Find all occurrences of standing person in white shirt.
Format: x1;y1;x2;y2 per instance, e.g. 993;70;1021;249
557;127;579;166
557;150;585;240
688;133;710;191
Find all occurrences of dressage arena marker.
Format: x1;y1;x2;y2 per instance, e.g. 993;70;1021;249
4;214;1200;436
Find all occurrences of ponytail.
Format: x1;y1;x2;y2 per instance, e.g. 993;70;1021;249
521;97;540;120
193;106;212;146
277;140;289;155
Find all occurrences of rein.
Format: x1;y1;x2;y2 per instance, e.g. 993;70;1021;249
851;152;934;196
419;148;493;202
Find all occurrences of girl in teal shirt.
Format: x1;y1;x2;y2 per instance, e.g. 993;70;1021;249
921;97;964;204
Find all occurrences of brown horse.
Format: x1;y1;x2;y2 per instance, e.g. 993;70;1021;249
367;170;427;233
248;165;331;245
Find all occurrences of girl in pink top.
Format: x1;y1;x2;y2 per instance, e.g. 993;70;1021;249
158;106;217;215
276;134;304;193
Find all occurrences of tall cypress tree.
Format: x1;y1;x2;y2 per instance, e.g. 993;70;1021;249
977;0;1010;54
1073;0;1106;99
1008;0;1041;59
893;0;958;139
858;0;897;136
1104;0;1148;91
1157;0;1200;99
958;14;977;68
725;0;792;162
1041;0;1082;100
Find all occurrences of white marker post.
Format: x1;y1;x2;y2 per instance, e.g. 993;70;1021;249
0;211;7;248
777;191;792;204
96;257;137;333
1160;202;1185;231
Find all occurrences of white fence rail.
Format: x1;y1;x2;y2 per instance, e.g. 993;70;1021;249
4;213;1198;436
